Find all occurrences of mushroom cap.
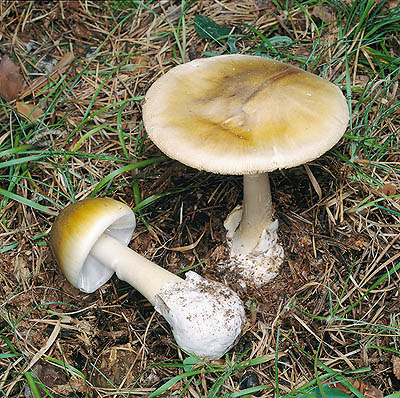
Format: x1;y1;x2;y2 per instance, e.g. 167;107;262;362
50;198;136;293
155;271;246;359
143;54;349;175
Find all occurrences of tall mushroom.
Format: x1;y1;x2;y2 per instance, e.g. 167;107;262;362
142;54;349;286
50;198;245;359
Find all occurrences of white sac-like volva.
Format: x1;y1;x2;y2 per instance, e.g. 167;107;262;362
154;271;246;360
224;207;284;287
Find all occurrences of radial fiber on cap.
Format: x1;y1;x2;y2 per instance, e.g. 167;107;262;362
143;55;349;175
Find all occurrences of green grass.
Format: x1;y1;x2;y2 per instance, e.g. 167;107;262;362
1;0;399;396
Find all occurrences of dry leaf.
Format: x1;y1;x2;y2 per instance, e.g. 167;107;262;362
13;256;30;282
329;379;383;398
15;101;43;122
56;51;75;71
378;0;400;8
19;51;74;99
304;164;322;200
393;356;400;380
380;183;396;196
26;321;61;371
361;384;384;398
0;55;24;101
354;75;370;88
165;230;206;252
75;23;92;39
65;0;81;11
312;5;334;22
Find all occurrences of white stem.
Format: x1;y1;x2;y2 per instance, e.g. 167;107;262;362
90;233;183;305
231;172;273;256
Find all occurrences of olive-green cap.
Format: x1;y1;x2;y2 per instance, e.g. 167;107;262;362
50;198;135;292
142;54;349;175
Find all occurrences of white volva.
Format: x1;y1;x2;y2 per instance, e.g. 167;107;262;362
155;271;245;359
91;235;245;359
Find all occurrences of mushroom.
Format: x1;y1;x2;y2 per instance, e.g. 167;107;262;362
50;198;245;359
142;54;349;286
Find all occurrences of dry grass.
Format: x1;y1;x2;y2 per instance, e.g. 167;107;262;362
0;0;399;397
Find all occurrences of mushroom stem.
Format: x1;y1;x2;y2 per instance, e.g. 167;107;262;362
231;172;273;257
90;233;182;305
51;197;246;359
88;233;245;360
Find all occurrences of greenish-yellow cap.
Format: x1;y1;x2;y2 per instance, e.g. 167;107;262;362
143;55;349;175
50;198;135;292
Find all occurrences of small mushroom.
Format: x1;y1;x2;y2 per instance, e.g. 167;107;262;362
50;198;245;360
142;54;349;286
